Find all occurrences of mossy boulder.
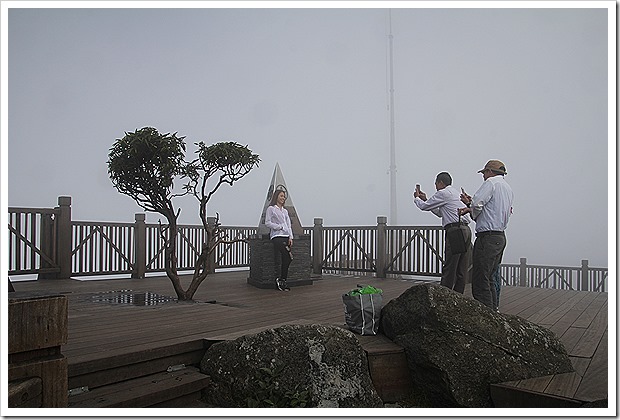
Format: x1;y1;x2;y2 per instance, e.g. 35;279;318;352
200;324;383;407
380;283;574;407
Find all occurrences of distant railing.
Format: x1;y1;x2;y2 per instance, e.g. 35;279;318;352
7;197;608;292
499;258;608;292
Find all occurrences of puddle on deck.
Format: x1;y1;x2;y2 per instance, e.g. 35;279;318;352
87;290;177;306
85;290;244;308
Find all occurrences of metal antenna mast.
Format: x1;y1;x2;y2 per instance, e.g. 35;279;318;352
388;10;397;225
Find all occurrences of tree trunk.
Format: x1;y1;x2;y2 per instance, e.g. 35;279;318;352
164;213;188;301
186;217;218;300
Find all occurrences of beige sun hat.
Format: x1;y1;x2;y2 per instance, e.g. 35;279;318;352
478;160;507;175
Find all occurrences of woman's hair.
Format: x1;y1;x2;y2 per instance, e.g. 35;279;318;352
269;189;287;206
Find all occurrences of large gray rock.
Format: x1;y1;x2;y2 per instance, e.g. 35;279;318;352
380;283;574;407
200;324;383;408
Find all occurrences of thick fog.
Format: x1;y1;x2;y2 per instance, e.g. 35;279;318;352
4;4;613;268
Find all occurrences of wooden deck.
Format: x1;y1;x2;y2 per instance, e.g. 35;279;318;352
11;270;609;407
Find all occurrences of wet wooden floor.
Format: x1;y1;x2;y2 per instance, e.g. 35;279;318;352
11;270;608;406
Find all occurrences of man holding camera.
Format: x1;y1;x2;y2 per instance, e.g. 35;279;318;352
459;160;514;311
413;172;472;293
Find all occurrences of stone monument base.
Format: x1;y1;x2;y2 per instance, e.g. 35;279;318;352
248;235;317;289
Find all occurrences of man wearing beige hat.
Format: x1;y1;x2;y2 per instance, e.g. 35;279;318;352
459;160;514;311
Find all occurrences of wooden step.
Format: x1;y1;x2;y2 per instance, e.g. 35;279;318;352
8;377;42;408
68;366;210;408
69;339;209;390
490;380;583;408
356;334;413;403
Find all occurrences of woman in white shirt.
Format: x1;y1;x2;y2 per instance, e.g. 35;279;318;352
265;189;293;291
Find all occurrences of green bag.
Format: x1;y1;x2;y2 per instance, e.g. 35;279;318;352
343;284;383;335
346;285;383;297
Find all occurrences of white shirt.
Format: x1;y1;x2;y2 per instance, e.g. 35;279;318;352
265;205;293;240
414;185;471;227
470;175;514;233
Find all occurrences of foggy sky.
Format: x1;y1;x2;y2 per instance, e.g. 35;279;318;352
4;3;614;268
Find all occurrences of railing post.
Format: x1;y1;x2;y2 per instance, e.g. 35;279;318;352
312;218;323;275
57;196;72;279
580;259;589;291
519;257;527;287
376;216;387;278
207;217;218;274
132;214;146;279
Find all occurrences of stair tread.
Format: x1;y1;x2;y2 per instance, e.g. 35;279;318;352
69;367;209;408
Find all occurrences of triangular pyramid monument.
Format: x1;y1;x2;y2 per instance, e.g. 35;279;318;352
257;163;303;238
248;163;315;289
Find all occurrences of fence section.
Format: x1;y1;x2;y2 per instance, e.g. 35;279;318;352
72;221;135;276
385;226;445;277
213;226;257;268
144;224;257;274
7;197;608;292
8;207;60;275
319;225;377;273
144;224;208;274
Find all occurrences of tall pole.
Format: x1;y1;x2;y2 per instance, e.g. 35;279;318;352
388;10;397;225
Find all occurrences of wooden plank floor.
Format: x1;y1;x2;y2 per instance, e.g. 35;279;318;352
485;284;608;405
11;270;608;405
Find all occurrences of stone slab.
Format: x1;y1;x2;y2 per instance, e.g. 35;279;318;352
247;235;314;289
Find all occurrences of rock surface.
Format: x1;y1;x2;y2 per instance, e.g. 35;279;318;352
380;283;574;407
200;324;383;408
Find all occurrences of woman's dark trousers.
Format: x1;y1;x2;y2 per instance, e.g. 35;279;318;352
271;236;292;280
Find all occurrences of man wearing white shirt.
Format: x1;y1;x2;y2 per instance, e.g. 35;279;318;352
414;172;472;293
459;160;514;311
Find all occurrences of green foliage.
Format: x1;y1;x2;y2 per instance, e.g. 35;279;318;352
185;141;261;206
197;141;260;174
107;127;188;214
246;366;311;408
